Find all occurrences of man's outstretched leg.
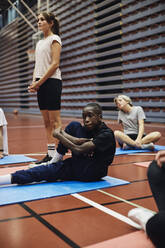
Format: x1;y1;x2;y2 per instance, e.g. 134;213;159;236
0;158;73;185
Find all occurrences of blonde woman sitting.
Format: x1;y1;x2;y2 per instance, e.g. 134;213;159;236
114;95;161;150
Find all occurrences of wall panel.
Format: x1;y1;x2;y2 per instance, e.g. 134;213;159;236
0;0;164;122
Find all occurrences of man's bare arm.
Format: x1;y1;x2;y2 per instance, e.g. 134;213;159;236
53;128;95;154
61;130;91;145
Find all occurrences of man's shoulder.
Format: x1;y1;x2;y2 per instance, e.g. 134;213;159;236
100;122;114;134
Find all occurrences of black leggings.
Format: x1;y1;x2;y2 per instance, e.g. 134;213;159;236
146;160;165;248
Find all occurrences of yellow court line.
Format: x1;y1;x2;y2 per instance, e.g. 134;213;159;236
128;153;155;156
97;189;156;214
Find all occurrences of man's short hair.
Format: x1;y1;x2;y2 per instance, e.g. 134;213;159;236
84;103;102;117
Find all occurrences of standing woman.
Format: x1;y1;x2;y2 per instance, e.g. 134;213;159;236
28;12;62;165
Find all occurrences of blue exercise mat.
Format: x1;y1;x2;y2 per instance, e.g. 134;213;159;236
115;145;165;155
0;155;37;165
0;176;129;206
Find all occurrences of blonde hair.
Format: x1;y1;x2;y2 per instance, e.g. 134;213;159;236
114;95;133;106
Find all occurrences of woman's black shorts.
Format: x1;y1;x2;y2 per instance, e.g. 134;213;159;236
37;78;62;110
118;133;146;148
127;133;146;140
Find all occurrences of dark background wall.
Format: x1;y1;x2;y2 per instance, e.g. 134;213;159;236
0;0;164;122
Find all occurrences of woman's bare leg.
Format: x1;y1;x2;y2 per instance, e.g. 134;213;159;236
141;131;161;144
114;130;141;148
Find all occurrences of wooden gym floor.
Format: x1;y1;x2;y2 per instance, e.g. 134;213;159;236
0;112;164;248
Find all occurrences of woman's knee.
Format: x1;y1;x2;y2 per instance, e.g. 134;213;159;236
147;160;162;183
154;131;161;141
149;131;161;142
50;111;61;129
114;130;123;138
43;117;50;128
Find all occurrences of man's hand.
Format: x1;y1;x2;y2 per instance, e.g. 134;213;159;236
53;127;62;138
135;138;142;147
155;150;165;168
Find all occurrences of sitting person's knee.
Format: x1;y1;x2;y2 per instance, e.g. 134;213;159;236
148;160;164;183
114;130;122;137
157;131;161;138
65;121;82;133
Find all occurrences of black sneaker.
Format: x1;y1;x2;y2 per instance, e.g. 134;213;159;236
35;154;52;165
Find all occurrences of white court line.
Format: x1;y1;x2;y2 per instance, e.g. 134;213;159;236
72;193;141;229
97;190;156;214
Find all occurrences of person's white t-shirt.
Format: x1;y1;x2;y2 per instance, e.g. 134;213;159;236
118;106;146;135
35;34;62;80
0;108;8;155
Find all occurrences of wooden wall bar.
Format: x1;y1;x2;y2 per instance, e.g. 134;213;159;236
0;0;164;122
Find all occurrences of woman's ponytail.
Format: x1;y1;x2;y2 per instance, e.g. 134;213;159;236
51;16;60;35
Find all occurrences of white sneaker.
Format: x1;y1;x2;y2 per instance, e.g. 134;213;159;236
28;155;63;168
28;161;49;168
128;208;155;231
50;153;63;164
141;143;155;150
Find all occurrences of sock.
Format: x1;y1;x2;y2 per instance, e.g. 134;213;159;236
128;208;155;232
0;174;12;185
47;144;55;157
141;143;154;150
50;150;63;163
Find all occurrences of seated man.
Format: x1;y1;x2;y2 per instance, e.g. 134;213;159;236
114;95;161;150
128;150;165;248
0;103;116;185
